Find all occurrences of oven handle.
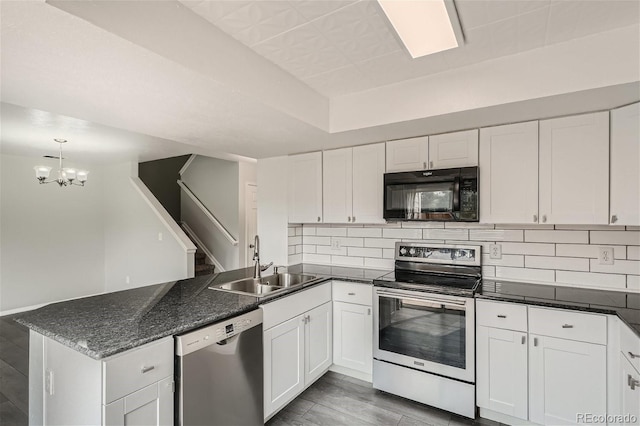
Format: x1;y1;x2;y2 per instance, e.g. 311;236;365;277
375;289;467;307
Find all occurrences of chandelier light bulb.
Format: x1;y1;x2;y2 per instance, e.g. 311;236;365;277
34;139;88;187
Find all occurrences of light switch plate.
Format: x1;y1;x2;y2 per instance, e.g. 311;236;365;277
331;238;341;250
598;246;614;265
489;244;502;260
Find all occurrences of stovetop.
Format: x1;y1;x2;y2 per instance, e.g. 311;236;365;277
374;269;481;297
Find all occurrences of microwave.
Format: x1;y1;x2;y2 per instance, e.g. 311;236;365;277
383;167;479;222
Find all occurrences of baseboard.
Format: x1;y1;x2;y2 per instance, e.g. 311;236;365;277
329;364;372;383
479;408;537;426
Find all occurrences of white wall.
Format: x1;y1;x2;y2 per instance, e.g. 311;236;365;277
257;156;289;273
103;162;190;292
238;161;257;267
0;154;105;312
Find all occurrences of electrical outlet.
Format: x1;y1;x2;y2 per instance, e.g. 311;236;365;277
489;244;502;260
331;238;341;250
598;246;614;265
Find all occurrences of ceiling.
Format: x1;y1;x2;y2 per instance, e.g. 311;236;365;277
181;0;640;96
0;0;639;162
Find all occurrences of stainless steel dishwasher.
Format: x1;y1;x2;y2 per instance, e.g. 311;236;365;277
175;309;263;425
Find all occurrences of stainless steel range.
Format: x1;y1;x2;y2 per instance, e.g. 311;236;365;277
373;242;481;419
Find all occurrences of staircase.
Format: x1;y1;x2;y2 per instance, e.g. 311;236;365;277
194;249;215;276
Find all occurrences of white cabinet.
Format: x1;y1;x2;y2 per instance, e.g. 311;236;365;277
332;281;373;380
386;136;429;172
479;121;539;224
32;334;174;426
104;377;174;426
610;102;640;225
323;143;385;224
619;353;640;425
289;152;323;223
429;129;479;169
539;112;609;224
262;283;332;419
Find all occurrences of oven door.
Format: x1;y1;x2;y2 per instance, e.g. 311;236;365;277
373;287;475;383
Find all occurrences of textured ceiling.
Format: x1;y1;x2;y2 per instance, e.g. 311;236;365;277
181;0;640;97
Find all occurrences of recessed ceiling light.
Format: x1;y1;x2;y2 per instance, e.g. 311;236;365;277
378;0;464;59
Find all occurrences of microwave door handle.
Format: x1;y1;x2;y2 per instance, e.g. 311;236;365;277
452;177;461;212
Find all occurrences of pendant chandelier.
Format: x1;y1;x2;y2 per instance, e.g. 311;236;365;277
34;139;89;187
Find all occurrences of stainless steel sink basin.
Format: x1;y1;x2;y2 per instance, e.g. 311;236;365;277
209;273;317;297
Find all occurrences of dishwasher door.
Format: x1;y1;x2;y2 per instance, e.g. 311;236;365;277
175;309;263;426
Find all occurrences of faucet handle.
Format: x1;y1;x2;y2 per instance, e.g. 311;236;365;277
274;265;287;274
260;262;273;272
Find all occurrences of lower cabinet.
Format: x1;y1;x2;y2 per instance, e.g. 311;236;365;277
104;376;174;426
619;353;640;425
262;283;332;420
333;301;372;375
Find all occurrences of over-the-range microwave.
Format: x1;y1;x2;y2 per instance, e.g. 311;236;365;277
383;166;479;222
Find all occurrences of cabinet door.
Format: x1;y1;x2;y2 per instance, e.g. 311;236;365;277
386;137;429;172
429;129;478;169
476;326;528;420
288;152;322;223
479;122;539;224
333;301;372;375
304;301;332;386
529;334;606;425
352;143;385;224
619;353;640;425
539;112;609;224
323;148;353;223
104;377;173;426
611;102;640;225
264;315;305;418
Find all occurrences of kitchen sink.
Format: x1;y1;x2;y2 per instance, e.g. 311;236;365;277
209;273;317;297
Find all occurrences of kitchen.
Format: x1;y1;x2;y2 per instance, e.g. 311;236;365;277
1;0;639;425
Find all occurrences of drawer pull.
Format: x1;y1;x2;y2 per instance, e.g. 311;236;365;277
533;337;538;347
521;336;526;345
348;292;356;296
629;352;640;359
367;308;371;316
141;366;155;374
561;324;574;329
628;374;640;390
497;314;507;318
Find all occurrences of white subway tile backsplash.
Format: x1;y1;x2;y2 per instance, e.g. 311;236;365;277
423;229;469;240
383;228;422;239
348;247;383;258
469;229;523;242
316;227;347;237
481;254;525;267
305;236;331;246
335;237;364;247
498;224;554;230
495;267;555;282
555;225;626;231
525;256;589;272
331;255;364;267
316;245;347;256
364;238;397;248
401;222;444;228
295;227;303;236
288;236;302;246
628;275;640;290
288;253;302;265
525;230;588;244
288;227;296;237
482;266;496;277
556;244;626;259
302;227;316;236
302;245;316;254
628;246;640;260
303;253;330;264
288;246;296;255
364;258;394;270
555;271;626;289
589;259;640;275
383;248;395;259
347;227;382;238
500;242;555;256
590;231;640;245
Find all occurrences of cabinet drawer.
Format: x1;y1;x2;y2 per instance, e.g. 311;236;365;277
332;281;372;306
262;283;331;330
620;321;640;371
103;337;173;404
529;307;607;345
476;300;527;331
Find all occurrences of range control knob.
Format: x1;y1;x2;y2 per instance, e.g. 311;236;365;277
400;247;407;255
409;248;416;255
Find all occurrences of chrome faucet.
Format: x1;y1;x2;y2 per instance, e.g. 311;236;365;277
251;235;272;279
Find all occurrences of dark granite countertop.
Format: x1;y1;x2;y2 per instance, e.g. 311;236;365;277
287;263;387;284
479;279;640;337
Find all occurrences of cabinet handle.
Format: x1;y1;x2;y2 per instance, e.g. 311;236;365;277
423;162;427;169
533;337;538;347
629;352;640;359
611;215;618;223
429;161;434;168
317;217;321;222
141;365;155;374
367;308;371;316
521;336;526;344
542;215;547;223
629;374;640;390
348;216;351;222
497;314;507;318
352;216;356;222
561;324;573;329
306;315;310;323
348;292;356;295
533;214;538;223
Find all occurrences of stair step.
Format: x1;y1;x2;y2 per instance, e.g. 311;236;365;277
195;251;206;260
195;264;215;275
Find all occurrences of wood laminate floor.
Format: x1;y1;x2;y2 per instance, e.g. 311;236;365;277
0;314;502;426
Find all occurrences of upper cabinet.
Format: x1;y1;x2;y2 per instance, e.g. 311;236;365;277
429;129;479;169
386;136;429;172
289;152;322;224
539;112;609;224
610;102;640;226
323;143;385;224
480;121;539;224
